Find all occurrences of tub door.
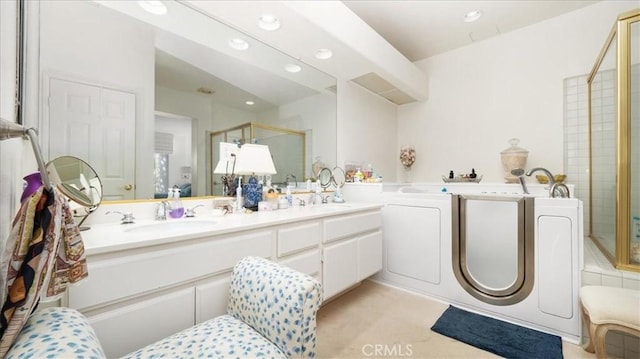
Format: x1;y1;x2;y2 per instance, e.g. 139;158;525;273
452;194;535;305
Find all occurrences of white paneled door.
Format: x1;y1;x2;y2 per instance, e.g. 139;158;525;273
47;78;135;200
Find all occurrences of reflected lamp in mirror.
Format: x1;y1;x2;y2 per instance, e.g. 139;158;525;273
213;154;237;197
46;156;103;231
235;144;277;210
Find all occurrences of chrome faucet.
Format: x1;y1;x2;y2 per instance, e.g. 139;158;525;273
285;174;297;189
106;211;136;224
185;204;204;218
155;201;169;221
314;192;329;205
525;167;556;187
525;167;556;197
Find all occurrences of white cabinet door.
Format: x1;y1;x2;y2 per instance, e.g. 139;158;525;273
537;215;573;318
195;275;231;324
89;287;195;358
384;204;441;284
358;230;383;281
323;238;358;299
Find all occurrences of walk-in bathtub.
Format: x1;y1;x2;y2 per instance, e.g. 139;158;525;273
380;183;583;342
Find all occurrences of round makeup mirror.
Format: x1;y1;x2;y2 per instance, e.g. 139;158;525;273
331;167;346;203
46;156;103;230
331;167;346;188
318;167;333;189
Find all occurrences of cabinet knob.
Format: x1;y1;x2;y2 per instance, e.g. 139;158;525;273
123;184;133;191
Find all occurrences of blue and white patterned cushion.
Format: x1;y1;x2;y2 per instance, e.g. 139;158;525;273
122;256;323;359
8;257;323;359
5;306;106;359
122;314;287;359
227;257;323;358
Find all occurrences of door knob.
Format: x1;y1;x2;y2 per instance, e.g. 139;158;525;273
123;184;133;191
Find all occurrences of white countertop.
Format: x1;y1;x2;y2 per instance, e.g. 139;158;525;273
80;202;382;255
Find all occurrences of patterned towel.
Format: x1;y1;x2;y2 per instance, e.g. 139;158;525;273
0;186;89;357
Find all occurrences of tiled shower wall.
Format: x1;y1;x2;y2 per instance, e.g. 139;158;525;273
565;66;640;358
566;65;640;251
563;74;592;233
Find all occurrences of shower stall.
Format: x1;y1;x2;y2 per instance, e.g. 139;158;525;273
588;9;640;272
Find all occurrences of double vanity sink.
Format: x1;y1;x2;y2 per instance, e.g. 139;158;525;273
81;202;360;255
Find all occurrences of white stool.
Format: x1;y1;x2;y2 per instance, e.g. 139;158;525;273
580;285;640;359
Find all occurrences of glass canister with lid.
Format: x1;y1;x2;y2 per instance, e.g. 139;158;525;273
500;138;529;183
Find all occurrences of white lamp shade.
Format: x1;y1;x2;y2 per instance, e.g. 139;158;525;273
235;144;277;175
213;156;235;174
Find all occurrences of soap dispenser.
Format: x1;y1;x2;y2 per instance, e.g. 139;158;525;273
169;187;184;218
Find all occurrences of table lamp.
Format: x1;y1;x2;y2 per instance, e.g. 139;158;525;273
235;144;277;210
213;153;237;196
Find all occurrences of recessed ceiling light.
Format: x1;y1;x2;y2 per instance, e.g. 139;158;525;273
464;10;482;23
137;0;167;15
245;100;255;105
315;49;333;60
258;14;281;31
284;64;302;73
229;38;249;50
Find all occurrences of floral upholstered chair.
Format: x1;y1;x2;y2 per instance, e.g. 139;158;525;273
123;256;323;358
5;256;323;359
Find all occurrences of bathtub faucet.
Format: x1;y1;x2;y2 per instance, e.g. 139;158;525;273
525;167;556;197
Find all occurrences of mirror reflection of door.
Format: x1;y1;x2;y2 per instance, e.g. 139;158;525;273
47;77;135;200
154;112;193;199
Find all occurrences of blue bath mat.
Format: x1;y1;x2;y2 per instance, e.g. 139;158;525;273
431;305;563;359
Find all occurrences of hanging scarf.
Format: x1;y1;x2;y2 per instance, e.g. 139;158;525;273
0;186;88;357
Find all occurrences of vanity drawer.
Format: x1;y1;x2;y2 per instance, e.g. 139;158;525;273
323;211;382;243
277;221;321;257
278;250;321;278
69;230;272;310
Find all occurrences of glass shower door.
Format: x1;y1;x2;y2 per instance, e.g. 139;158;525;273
588;9;640;271
629;20;639;265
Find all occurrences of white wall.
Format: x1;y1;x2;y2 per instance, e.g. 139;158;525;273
337;80;398;182
398;1;637;183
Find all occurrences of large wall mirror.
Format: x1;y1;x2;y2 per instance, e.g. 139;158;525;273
28;0;337;201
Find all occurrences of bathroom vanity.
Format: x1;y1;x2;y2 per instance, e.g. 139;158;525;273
65;202;382;357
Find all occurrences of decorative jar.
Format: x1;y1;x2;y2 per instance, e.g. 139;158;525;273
500;138;528;183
